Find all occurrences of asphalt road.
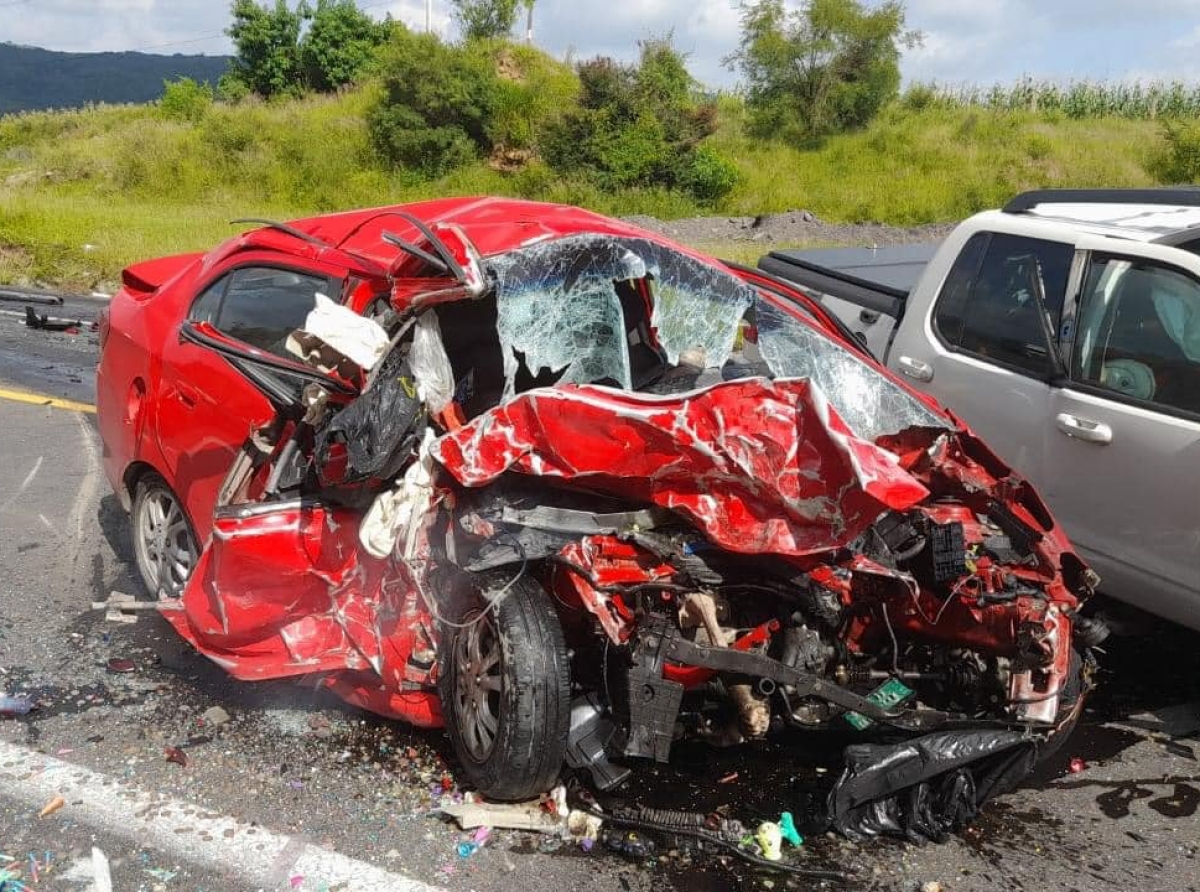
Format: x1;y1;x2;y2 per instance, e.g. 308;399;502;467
1;296;1199;892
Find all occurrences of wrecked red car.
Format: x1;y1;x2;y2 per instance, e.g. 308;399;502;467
97;198;1100;837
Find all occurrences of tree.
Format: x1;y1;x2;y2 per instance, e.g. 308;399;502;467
300;0;390;92
451;0;519;41
225;0;307;98
727;0;920;142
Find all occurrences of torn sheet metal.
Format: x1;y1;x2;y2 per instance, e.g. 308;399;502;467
163;502;441;725
432;378;930;556
756;298;946;441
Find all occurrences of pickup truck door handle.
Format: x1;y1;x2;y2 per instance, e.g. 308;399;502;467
1054;412;1113;444
897;356;933;382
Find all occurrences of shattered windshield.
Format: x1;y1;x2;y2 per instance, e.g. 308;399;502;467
756;299;947;439
483;233;945;440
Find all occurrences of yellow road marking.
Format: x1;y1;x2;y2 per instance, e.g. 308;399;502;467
0;386;96;414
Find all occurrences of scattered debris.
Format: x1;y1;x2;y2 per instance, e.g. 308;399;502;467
0;695;34;717
718;772;739;784
1069;757;1087;774
779;812;803;847
38;795;65;818
105;657;137;674
24;306;82;332
164;746;188;767
92;591;161;624
201;705;231;727
755;822;783;861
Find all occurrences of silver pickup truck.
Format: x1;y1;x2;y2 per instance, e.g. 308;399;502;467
760;188;1200;631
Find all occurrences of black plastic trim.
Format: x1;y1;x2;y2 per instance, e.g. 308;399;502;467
1003;188;1200;214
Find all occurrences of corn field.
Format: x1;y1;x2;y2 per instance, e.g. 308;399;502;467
906;79;1200;119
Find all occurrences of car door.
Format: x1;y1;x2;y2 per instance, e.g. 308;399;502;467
154;258;343;543
889;230;1077;485
1041;241;1200;627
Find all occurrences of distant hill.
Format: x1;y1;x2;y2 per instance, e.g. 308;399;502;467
0;43;230;114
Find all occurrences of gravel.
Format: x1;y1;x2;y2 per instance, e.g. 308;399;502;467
624;210;956;249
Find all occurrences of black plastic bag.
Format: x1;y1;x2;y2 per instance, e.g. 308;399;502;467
317;347;426;486
828;730;1037;843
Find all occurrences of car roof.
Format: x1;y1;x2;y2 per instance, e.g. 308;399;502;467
288;196;676;266
997;188;1200;246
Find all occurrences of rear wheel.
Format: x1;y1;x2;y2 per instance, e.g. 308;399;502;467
131;473;198;599
438;572;571;801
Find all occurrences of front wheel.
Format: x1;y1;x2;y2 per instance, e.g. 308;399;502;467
438;572;571;801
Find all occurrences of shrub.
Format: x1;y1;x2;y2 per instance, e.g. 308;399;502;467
485;42;580;151
542;39;735;203
158;78;215;122
367;29;498;176
1150;120;1200;183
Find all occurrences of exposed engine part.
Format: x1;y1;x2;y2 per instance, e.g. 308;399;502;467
728;683;770;739
677;592;729;644
1073;614;1111;648
624;618;685;762
912;520;967;584
629;807;745;843
564;693;631;791
857;511;926;566
677;592;770;739
779;622;832;675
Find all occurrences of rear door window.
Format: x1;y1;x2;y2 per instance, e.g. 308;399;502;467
189;266;334;358
1072;255;1200;417
934;233;1074;376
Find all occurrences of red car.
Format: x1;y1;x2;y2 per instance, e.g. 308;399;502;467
97;198;1100;837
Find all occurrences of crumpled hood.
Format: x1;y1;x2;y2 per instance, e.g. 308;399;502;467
431;377;930;556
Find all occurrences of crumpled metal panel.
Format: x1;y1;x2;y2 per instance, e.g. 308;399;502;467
756;298;947;441
432;378;930;556
162;503;441;726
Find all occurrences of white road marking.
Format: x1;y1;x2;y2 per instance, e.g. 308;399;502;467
67;412;100;567
37;513;59;535
0;455;42;512
0;740;446;892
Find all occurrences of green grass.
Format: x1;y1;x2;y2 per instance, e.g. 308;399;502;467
0;88;1170;289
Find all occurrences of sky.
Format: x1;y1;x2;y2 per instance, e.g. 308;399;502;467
3;0;1200;89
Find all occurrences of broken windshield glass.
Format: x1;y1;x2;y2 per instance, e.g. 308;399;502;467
756;298;947;440
486;235;756;396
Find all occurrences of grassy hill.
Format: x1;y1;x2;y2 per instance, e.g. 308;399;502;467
0;43;230;114
0;85;1168;290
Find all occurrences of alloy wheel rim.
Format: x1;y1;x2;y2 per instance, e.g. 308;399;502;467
138;489;195;598
453;613;503;761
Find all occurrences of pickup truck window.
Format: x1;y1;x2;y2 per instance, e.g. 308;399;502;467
1073;255;1200;416
933;232;1074;376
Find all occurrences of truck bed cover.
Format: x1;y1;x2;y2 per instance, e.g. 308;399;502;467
759;243;939;317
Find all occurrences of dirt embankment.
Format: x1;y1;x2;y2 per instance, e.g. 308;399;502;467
626;210;956;248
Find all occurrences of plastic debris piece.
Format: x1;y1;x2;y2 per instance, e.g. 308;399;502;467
455;842;479;859
286;292;388;373
756;822;783;861
718;772;739;784
1069;757;1086;774
0;695;34;717
289;875;304;889
441;800;565;833
164;746;188;767
38;796;65;818
471;827;491;846
779;812;803;848
144;868;178;881
580;837;595;853
92;848;113;892
106;658;136;674
602;829;655;860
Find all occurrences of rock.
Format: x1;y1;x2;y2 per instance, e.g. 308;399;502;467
921;882;945;892
202;706;230;727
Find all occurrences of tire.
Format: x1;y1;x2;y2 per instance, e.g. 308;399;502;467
437;572;571;801
131;472;199;599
